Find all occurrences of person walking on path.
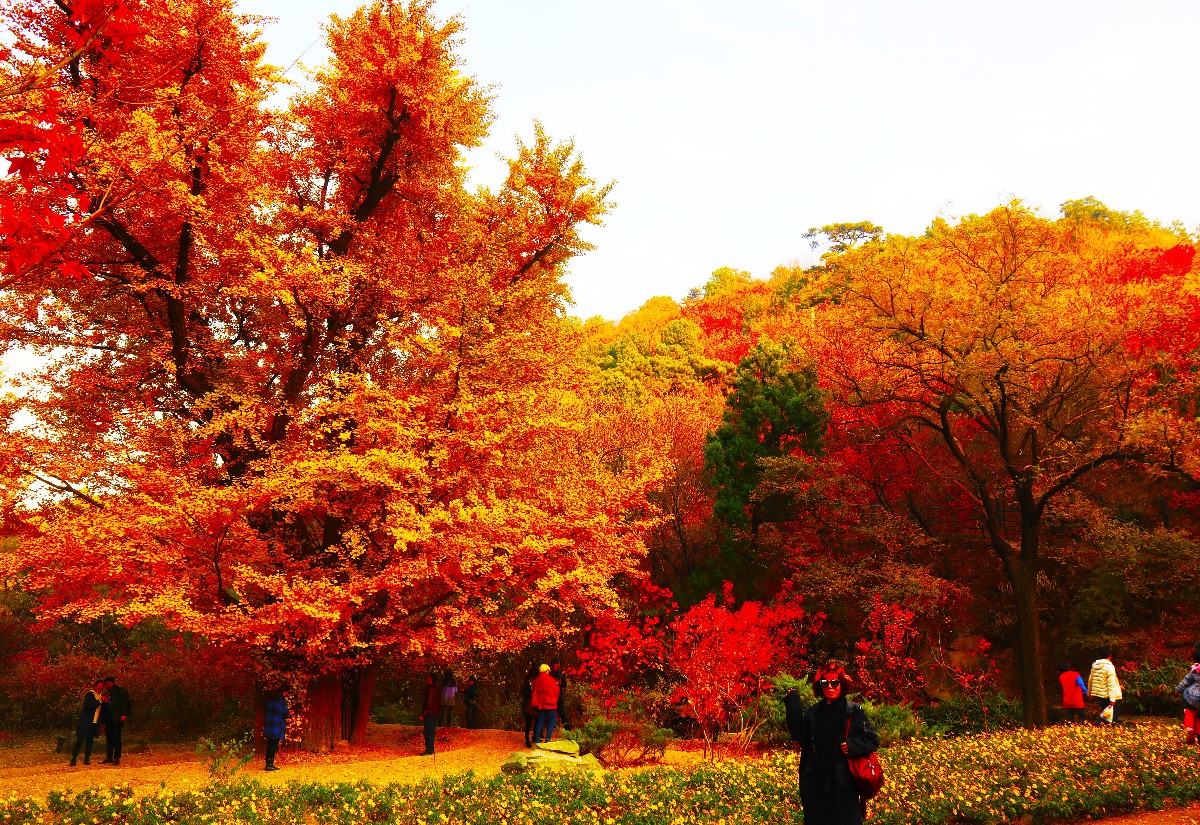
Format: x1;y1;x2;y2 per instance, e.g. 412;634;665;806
100;675;132;765
262;688;289;771
1087;647;1123;724
785;662;880;825
1058;662;1088;724
439;670;457;727
419;673;441;756
70;680;105;766
550;659;570;732
463;676;479;729
1174;644;1200;744
520;665;538;747
531;664;561;745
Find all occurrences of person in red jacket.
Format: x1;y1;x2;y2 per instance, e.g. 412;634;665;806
1058;661;1088;724
530;663;561;745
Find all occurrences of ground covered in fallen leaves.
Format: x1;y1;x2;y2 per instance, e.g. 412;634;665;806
0;724;701;801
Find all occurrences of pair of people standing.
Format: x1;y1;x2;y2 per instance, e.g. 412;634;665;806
1058;647;1123;725
522;659;568;747
70;676;131;766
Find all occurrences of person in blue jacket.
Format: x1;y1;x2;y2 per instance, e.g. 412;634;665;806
263;688;289;771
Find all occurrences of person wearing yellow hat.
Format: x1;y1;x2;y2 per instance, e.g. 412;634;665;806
530;663;561;745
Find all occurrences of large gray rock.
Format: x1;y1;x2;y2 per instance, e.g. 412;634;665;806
535;739;580;756
500;751;529;774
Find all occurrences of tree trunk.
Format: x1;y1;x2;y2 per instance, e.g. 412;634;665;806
302;671;343;752
252;686;266;755
347;663;378;745
1011;544;1048;727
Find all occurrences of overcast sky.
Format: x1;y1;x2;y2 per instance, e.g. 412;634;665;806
243;0;1200;321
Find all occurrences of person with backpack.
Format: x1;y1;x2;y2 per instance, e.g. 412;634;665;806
784;662;880;825
1174;644;1200;744
1057;662;1088;724
1087;646;1123;724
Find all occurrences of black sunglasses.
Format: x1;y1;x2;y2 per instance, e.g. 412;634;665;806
818;678;842;688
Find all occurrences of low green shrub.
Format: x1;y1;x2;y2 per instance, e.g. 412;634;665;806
566;716;620;755
744;672;816;746
1121;658;1188;715
859;701;920;746
917;690;1022;735
369;701;417;725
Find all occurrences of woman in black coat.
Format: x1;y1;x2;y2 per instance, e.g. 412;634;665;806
784;663;880;825
70;679;105;766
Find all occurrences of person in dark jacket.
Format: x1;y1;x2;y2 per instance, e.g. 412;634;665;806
519;665;538;747
70;680;105;766
785;662;880;825
262;688;289;771
419;673;441;755
550;658;570;731
463;676;479;729
100;676;132;765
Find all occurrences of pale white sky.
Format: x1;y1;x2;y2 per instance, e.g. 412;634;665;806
246;1;1200;319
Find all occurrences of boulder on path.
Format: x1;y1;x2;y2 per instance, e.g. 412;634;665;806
500;742;602;775
535;739;580;756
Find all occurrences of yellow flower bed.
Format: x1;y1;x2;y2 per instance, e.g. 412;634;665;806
1;721;1194;824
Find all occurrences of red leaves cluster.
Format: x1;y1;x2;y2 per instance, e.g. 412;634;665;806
668;581;816;743
1;0;142;279
853;595;924;705
575;579;820;744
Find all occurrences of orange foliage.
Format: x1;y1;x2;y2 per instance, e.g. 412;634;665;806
0;1;662;699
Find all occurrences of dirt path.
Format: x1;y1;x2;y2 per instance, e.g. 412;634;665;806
1089;809;1200;825
0;725;530;798
0;724;703;800
0;726;1195;823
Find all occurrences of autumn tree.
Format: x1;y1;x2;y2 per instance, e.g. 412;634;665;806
682;267;771;365
0;0;660;749
807;202;1200;725
705;338;828;537
581;298;727;595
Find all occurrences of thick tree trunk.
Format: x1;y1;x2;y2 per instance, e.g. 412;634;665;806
302;671;343;752
1012;521;1048;727
252;686;266;755
347;664;378;745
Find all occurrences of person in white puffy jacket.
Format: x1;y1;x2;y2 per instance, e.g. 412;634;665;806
1087;647;1123;724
